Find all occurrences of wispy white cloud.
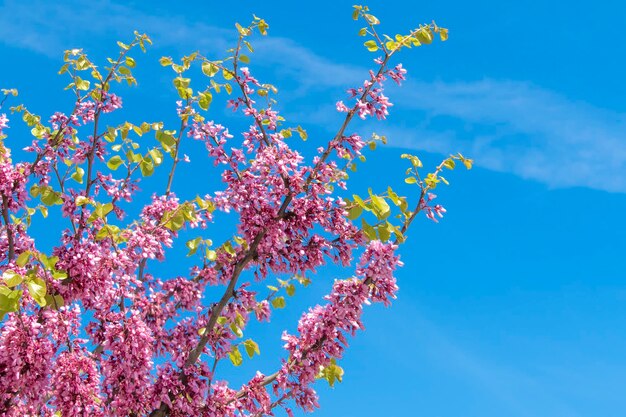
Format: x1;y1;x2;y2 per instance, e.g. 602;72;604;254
0;0;363;89
384;80;626;192
0;0;233;57
3;0;625;193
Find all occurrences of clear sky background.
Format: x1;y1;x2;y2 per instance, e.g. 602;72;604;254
1;1;626;416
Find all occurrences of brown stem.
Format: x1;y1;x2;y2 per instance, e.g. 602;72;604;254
1;195;14;262
165;108;188;196
233;190;428;403
150;26;396;417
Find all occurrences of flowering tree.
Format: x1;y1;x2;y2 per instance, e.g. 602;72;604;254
0;5;471;417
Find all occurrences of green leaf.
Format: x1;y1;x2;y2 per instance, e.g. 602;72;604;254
443;159;455;170
387;187;401;206
165;210;185;231
15;251;31;267
27;277;47;307
230;322;243;337
96;224;120;241
222;69;234;81
439;28;449;41
0;290;21;314
140;159;154;177
386;41;398;50
347;204;362;220
370;194;390;218
45;294;64;310
40;254;59;271
459;155;473;169
52;271;68;280
30;184;41;198
156;130;176;152
3;270;23;288
363;13;380;25
228;346;243;366
243;339;260;358
202;61;219;77
125;56;136;68
219;241;234;257
352;194;369;211
31;124;47;138
361;218;377;241
75;196;91;206
425;173;440;189
206;249;217;262
93;203;113;219
364;40;379;52
71;166;84;184
271;296;286;309
378;223;391;242
186;237;202;256
257;19;269;35
401;153;423;168
159;56;173;66
148;148;163;166
40;187;63;206
320;358;344;387
416;28;434;44
392;224;406;243
296;126;307;140
198;91;213;111
75;77;90;91
107;155;123;170
286;283;296;297
173;76;191;90
405;176;418;184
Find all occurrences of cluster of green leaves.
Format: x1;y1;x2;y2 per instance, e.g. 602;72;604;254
345;152;473;244
106;121;167;178
353;5;448;56
403;152;473;190
317;358;344;388
228;338;261;367
59;31;151;91
0;251;66;319
346;187;407;243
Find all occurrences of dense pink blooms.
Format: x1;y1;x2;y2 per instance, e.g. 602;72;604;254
0;314;54;415
51;349;104;416
0;24;456;417
100;312;154;415
270;241;402;412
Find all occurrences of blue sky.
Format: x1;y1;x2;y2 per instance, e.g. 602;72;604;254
1;0;626;416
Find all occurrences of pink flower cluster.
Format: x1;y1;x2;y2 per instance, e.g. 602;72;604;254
51;349;103;417
0;113;8;133
272;241;402;412
0;314;54;415
100;312;154;415
421;192;447;223
0;34;451;416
